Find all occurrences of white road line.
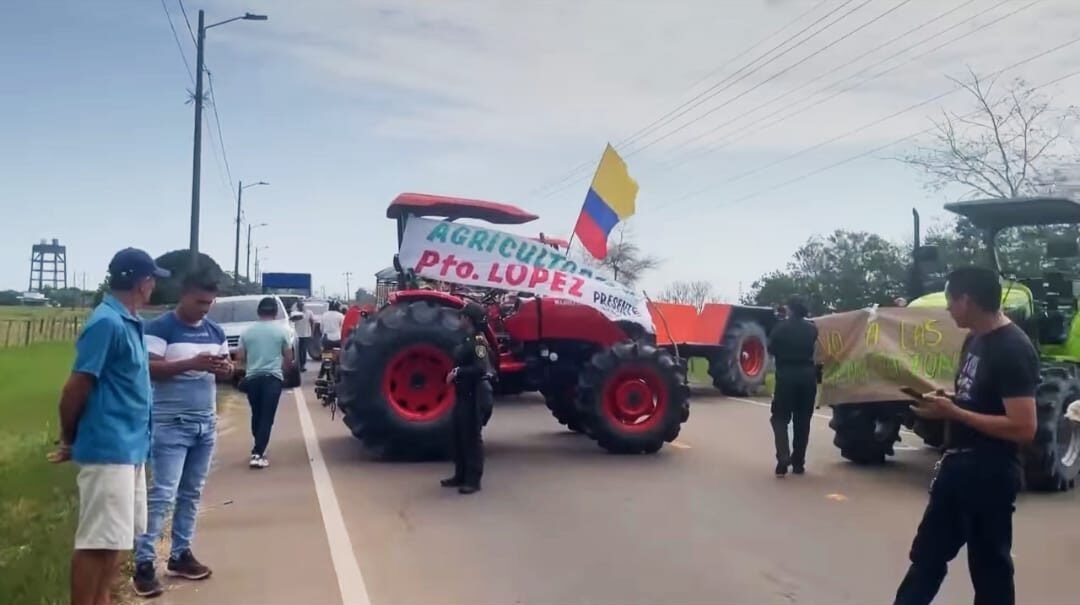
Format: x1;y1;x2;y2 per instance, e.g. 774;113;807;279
726;396;916;436
293;388;372;605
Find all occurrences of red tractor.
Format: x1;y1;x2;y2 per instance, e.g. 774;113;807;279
336;193;691;460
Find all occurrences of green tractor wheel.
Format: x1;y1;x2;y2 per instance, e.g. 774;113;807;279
1023;365;1080;491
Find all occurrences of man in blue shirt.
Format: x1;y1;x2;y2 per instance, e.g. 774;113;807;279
132;272;232;597
47;248;168;605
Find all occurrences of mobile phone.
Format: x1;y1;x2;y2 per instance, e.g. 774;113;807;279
900;386;926;400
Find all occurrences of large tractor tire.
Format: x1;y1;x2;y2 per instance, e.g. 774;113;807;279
576;342;690;454
709;320;769;396
829;404;900;465
1022;365;1080;491
542;384;585;434
337;300;471;461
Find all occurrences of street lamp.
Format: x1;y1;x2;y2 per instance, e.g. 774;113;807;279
188;10;268;270
246;222;268;281
234;180;269;283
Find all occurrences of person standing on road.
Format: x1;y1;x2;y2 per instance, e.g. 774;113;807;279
46;248;169;605
132;272;232;598
291;300;314;372
319;300;345;350
236;296;295;469
441;303;493;495
768;297;819;477
893;267;1038;605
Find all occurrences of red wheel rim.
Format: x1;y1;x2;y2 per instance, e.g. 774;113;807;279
739;337;766;377
381;344;455;422
600;366;669;432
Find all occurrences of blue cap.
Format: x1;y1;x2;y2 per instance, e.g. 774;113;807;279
108;248;170;283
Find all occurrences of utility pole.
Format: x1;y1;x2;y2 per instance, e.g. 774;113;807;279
246;224;253;281
185;9;268;271
188;10;206;271
234;180;268;284
233;180;243;283
344;272;353;300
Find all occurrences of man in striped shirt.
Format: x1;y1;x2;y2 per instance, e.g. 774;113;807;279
132;272;232;598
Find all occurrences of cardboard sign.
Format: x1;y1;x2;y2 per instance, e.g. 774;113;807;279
812;307;967;407
397;217;654;330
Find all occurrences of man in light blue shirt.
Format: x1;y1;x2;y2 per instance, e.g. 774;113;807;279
237;296;294;468
47;248;168;605
132;271;232;597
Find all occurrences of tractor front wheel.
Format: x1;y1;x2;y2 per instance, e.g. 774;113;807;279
576;342;689;454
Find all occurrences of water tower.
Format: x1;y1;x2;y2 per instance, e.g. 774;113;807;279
28;238;68;292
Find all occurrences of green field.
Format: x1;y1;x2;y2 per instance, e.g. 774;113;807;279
687;357;775;395
0;343;78;605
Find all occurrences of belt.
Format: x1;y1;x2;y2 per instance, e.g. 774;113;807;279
942;447;975;456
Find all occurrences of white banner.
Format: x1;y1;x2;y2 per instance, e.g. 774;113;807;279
398;217;654;331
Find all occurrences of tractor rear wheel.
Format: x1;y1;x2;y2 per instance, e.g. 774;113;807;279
337;300;468;460
709;320;769;396
576;342;689;454
829;404;900;465
1023;365;1080;491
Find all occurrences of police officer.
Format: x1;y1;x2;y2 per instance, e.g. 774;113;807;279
768;297;819;477
441;303;493;495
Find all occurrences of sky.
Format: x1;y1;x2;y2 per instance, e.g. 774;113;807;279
3;0;1080;301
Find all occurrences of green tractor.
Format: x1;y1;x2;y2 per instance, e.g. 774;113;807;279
829;196;1080;491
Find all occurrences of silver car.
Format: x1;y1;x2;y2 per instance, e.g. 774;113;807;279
207;295;302;387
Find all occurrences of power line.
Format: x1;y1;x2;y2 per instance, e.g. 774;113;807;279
646;35;1080;219
519;0;847;201
159;0;193;84
658;0;1038;173
530;0;889;204
176;0;198;46
624;0;912;158
205;70;236;193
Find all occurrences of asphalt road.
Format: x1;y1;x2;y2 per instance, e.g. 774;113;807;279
173;383;1079;605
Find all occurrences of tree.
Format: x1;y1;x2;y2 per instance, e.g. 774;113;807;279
900;69;1077;199
742;230;908;314
657;280;718;310
354;287;377;305
593;224;661;288
149;250;226;306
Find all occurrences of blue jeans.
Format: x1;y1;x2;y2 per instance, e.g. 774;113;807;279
134;416;216;564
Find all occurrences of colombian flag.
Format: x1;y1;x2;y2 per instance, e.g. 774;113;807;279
573;144;639;260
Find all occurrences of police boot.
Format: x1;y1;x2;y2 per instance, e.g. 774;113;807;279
458;484;481;495
441;477;463;488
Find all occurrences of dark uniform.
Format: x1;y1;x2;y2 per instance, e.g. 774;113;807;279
768;312;819;475
894;323;1038;605
441;305;492;494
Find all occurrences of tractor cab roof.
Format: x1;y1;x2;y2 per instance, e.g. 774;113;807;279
387;193;538;225
944;197;1080;231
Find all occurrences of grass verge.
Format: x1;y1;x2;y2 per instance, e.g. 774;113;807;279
687;356;774;395
0;343;78;605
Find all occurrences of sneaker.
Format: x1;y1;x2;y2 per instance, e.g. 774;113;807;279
132;561;164;598
166;549;212;580
249;454;260;468
256;455;269;469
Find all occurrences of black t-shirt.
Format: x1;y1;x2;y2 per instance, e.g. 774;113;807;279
949;322;1040;460
768;318;818;367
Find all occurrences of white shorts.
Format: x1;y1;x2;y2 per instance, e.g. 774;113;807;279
74;463;147;551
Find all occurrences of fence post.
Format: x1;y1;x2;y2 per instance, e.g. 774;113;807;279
24;320;31;346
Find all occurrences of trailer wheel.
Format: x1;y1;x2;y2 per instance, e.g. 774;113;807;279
709;320;769;396
829;404;899;465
